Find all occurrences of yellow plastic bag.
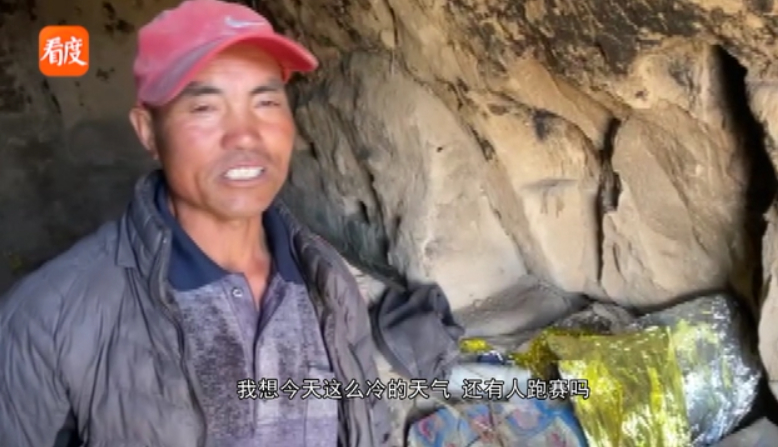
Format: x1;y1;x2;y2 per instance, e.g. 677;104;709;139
507;328;592;379
545;326;691;447
460;329;591;379
458;338;493;354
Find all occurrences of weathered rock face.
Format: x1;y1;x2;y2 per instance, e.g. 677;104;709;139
3;0;778;394
282;53;526;309
264;0;778;311
260;0;778;388
0;0;158;288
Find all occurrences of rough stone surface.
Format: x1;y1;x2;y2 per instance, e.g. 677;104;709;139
261;0;778;391
0;0;160;289
266;0;774;310
283;53;526;309
4;0;778;402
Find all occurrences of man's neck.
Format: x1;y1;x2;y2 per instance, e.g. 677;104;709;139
169;199;270;274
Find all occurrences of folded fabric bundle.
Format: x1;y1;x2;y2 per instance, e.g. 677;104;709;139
407;398;587;447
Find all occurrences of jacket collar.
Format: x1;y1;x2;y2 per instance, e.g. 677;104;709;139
115;171;375;446
116;170;305;290
117;170;169;282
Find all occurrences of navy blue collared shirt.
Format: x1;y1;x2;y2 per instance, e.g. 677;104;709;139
153;180;338;445
154;180;304;335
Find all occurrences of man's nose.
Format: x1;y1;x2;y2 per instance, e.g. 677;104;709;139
222;111;262;150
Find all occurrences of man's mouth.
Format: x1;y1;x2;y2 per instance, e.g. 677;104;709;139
223;166;265;181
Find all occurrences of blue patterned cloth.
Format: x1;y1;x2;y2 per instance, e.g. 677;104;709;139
407;398;587;447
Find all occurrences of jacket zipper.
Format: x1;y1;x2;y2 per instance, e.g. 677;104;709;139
317;305;349;444
152;237;208;447
318;295;376;446
347;342;376;445
160;300;208;447
292;233;377;446
279;202;380;445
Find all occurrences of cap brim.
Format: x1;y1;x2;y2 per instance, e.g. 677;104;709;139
138;33;318;107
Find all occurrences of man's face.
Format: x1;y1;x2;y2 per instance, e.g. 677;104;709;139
131;44;295;220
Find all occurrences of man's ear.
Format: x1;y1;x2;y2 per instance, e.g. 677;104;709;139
129;106;159;159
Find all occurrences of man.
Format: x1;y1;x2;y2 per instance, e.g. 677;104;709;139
0;0;393;445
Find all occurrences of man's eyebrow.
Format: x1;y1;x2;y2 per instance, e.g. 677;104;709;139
250;79;284;95
179;82;222;97
178;79;284;97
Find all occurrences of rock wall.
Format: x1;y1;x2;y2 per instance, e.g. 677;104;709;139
0;0;166;289
267;0;778;312
4;0;778;391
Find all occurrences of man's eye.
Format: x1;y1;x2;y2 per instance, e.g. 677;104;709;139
257;99;280;107
191;104;214;113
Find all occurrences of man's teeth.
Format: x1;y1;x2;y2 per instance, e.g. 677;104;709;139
225;167;264;180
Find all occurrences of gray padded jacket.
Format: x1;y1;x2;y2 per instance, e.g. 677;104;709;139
0;171;393;447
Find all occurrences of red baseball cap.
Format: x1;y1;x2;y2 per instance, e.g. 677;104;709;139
133;0;318;106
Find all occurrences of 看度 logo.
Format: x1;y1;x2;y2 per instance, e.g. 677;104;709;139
39;25;89;77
